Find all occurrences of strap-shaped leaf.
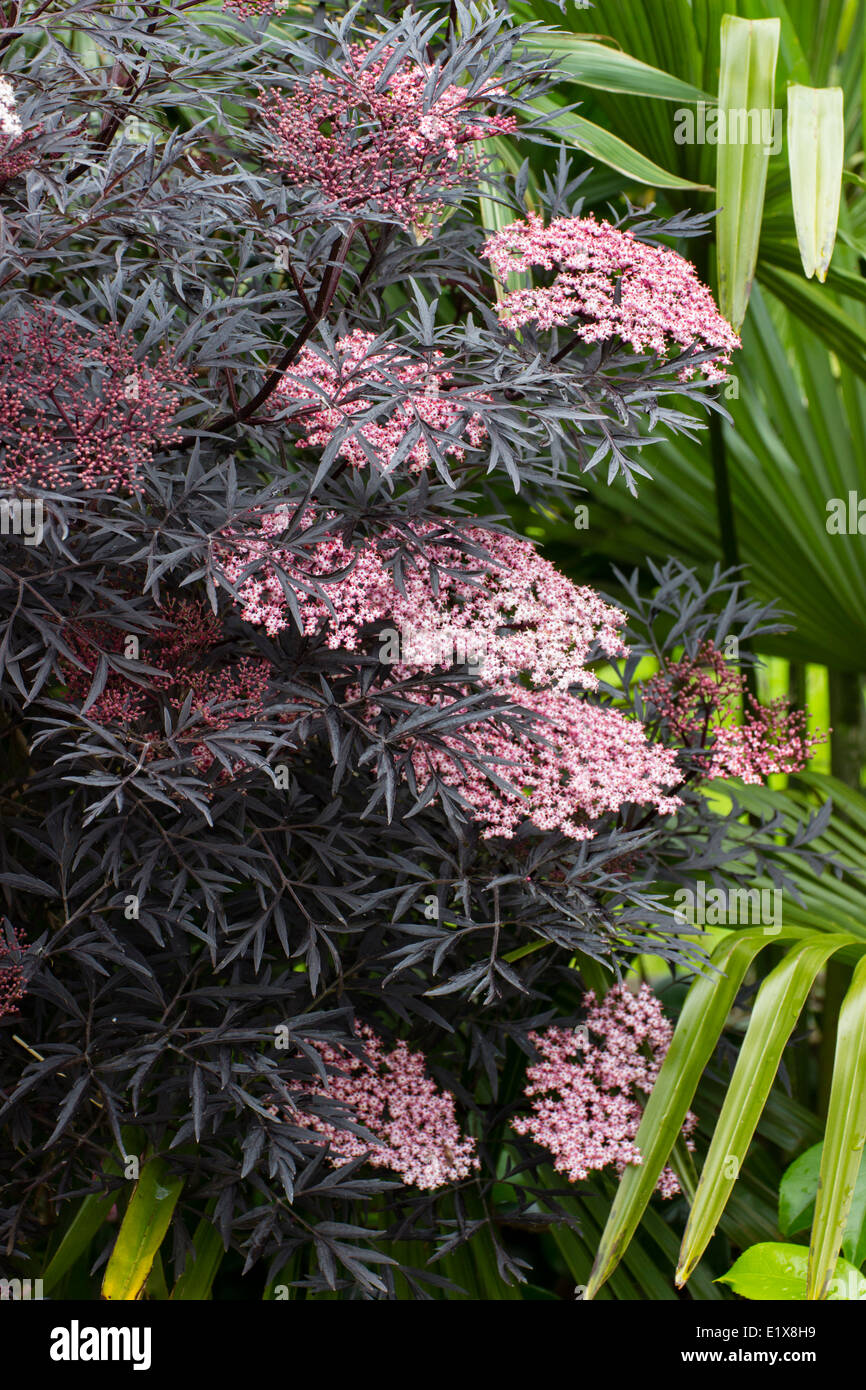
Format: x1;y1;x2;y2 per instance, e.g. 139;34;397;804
42;1189;117;1294
676;934;854;1287
808;953;866;1299
716;16;781;329
586;927;802;1300
102;1158;183;1301
534;97;711;191
41;1136;134;1293
787;85;844;283
523;33;712;103
171;1217;224;1300
478;138;532;301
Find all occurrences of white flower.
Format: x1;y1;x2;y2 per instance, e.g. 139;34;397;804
0;77;22;139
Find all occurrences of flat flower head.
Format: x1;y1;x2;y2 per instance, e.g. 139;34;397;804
405;688;683;841
276;1024;479;1191
217;508;627;690
272;330;489;473
514;984;696;1193
260;41;515;225
484;212;740;382
61;599;271;777
0;308;188;492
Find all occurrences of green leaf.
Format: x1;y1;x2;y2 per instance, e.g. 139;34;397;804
575;281;866;668
41;1138;134;1293
171;1218;224;1300
808;953;866;1298
676;934;853;1288
758;235;866;305
787;85;844;282
586;928;803;1300
779;1140;866;1269
718;1243;866;1300
521;1283;561;1301
102;1158;183;1301
779;1143;824;1235
144;1249;170;1301
535;97;711;190
42;1189;117;1294
536;1170;647;1300
524;33;712;103
758;262;866;380
478;138;533;299
571;951;613;999
716;16;781;328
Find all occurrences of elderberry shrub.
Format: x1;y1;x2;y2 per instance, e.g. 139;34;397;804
0;1;827;1298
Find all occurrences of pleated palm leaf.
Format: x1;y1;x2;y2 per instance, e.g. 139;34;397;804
561;282;866;670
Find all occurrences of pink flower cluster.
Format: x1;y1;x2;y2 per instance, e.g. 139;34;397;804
223;0;290;15
0;308;188;492
0;74;33;183
217;510;626;689
0;76;22;138
282;1024;479;1190
409;689;682;841
62;599;270;772
0;925;26;1021
514;984;696;1196
217;510;683;838
645;642;822;783
483;213;740;382
272;330;488;473
260;41;515;224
